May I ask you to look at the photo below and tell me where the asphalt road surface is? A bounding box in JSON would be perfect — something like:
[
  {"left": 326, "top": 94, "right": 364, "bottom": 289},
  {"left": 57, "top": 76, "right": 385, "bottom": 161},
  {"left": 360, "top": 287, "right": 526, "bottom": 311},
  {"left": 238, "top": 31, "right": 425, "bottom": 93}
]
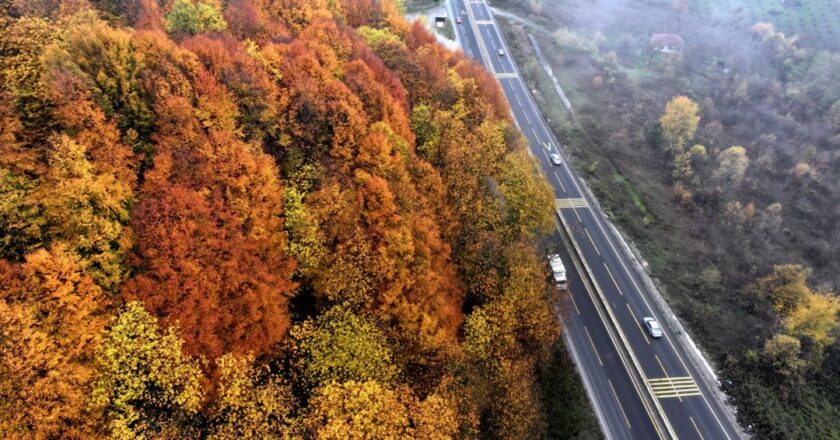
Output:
[{"left": 447, "top": 0, "right": 744, "bottom": 438}]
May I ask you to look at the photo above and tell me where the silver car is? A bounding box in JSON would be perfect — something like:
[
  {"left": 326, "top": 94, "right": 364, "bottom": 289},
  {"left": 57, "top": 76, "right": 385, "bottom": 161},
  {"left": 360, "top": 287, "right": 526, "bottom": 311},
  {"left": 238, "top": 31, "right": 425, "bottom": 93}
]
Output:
[
  {"left": 550, "top": 153, "right": 563, "bottom": 166},
  {"left": 498, "top": 48, "right": 505, "bottom": 56},
  {"left": 643, "top": 317, "right": 663, "bottom": 338}
]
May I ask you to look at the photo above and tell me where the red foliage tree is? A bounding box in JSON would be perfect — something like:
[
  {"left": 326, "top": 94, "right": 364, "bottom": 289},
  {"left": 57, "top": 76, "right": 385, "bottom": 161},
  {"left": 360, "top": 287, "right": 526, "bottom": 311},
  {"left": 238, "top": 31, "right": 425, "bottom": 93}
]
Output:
[{"left": 124, "top": 79, "right": 296, "bottom": 361}]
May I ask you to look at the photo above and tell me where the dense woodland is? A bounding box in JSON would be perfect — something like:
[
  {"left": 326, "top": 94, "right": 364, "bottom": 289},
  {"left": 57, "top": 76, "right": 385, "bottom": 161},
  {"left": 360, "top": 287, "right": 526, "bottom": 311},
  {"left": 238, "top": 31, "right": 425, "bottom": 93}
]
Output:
[
  {"left": 497, "top": 0, "right": 840, "bottom": 437},
  {"left": 0, "top": 0, "right": 566, "bottom": 438}
]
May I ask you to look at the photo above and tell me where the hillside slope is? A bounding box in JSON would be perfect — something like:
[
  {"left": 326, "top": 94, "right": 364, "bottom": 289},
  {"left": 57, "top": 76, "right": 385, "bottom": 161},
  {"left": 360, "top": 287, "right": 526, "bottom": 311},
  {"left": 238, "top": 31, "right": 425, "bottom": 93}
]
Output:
[{"left": 0, "top": 0, "right": 567, "bottom": 438}]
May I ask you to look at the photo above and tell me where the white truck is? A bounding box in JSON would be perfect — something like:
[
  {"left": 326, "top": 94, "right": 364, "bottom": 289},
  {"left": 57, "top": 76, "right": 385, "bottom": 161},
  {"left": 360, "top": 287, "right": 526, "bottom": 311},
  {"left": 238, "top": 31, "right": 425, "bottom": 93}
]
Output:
[{"left": 547, "top": 254, "right": 568, "bottom": 290}]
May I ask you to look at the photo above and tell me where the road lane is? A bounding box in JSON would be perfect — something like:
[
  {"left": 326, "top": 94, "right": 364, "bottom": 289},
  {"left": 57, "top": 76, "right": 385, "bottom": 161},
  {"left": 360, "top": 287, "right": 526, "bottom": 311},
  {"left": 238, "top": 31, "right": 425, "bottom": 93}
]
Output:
[{"left": 449, "top": 1, "right": 745, "bottom": 438}]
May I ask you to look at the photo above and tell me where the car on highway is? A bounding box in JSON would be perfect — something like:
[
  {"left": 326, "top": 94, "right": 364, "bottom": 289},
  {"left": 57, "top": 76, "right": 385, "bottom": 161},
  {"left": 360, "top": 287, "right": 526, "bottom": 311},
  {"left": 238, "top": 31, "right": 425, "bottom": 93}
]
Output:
[
  {"left": 456, "top": 16, "right": 462, "bottom": 24},
  {"left": 547, "top": 253, "right": 568, "bottom": 290},
  {"left": 497, "top": 48, "right": 505, "bottom": 56},
  {"left": 550, "top": 153, "right": 563, "bottom": 165},
  {"left": 643, "top": 317, "right": 663, "bottom": 338}
]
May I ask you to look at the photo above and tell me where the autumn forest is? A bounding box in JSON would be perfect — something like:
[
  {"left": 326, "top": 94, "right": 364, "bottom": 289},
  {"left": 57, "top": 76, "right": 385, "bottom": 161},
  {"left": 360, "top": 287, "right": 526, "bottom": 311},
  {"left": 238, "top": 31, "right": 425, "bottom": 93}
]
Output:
[{"left": 0, "top": 0, "right": 564, "bottom": 438}]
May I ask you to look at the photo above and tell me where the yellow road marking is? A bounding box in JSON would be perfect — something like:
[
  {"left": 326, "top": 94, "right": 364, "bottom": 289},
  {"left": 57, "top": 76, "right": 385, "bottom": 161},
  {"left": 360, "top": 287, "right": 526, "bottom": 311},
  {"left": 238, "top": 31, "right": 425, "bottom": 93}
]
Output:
[
  {"left": 568, "top": 291, "right": 581, "bottom": 315},
  {"left": 584, "top": 198, "right": 733, "bottom": 438},
  {"left": 555, "top": 198, "right": 589, "bottom": 208},
  {"left": 550, "top": 167, "right": 670, "bottom": 436},
  {"left": 605, "top": 263, "right": 623, "bottom": 295},
  {"left": 608, "top": 379, "right": 632, "bottom": 430},
  {"left": 648, "top": 377, "right": 697, "bottom": 383},
  {"left": 656, "top": 355, "right": 679, "bottom": 402},
  {"left": 584, "top": 229, "right": 600, "bottom": 255},
  {"left": 584, "top": 326, "right": 603, "bottom": 366},
  {"left": 647, "top": 375, "right": 701, "bottom": 400},
  {"left": 691, "top": 416, "right": 706, "bottom": 440},
  {"left": 626, "top": 303, "right": 650, "bottom": 345}
]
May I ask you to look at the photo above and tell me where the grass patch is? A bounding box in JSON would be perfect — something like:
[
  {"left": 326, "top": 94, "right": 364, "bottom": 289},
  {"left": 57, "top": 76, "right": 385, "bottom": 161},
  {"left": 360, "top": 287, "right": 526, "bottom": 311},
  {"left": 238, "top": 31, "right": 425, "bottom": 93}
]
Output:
[{"left": 614, "top": 172, "right": 655, "bottom": 224}]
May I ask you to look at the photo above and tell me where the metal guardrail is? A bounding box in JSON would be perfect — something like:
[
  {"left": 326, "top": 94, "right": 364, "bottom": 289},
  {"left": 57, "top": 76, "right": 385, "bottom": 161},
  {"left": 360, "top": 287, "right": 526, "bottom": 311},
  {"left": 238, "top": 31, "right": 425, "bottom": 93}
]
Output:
[
  {"left": 459, "top": 1, "right": 678, "bottom": 436},
  {"left": 555, "top": 209, "right": 676, "bottom": 440}
]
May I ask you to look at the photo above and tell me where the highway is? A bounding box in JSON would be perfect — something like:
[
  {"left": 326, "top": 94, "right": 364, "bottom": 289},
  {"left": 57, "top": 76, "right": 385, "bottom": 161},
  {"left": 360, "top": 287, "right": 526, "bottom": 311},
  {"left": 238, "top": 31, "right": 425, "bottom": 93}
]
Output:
[{"left": 447, "top": 0, "right": 745, "bottom": 438}]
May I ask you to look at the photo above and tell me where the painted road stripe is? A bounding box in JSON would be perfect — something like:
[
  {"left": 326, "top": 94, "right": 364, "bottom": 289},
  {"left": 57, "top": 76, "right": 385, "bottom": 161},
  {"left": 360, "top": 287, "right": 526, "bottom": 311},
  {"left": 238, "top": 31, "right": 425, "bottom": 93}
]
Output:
[
  {"left": 552, "top": 171, "right": 566, "bottom": 192},
  {"left": 568, "top": 291, "right": 581, "bottom": 315},
  {"left": 605, "top": 264, "right": 624, "bottom": 295},
  {"left": 626, "top": 303, "right": 650, "bottom": 345},
  {"left": 647, "top": 376, "right": 701, "bottom": 399},
  {"left": 691, "top": 416, "right": 706, "bottom": 440},
  {"left": 585, "top": 229, "right": 600, "bottom": 256},
  {"left": 584, "top": 326, "right": 603, "bottom": 366},
  {"left": 608, "top": 379, "right": 633, "bottom": 430},
  {"left": 555, "top": 198, "right": 589, "bottom": 209}
]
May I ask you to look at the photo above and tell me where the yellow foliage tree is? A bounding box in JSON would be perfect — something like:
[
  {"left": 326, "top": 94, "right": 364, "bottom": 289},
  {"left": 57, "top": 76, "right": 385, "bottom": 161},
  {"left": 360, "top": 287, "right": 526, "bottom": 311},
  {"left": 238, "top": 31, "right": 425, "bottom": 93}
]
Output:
[
  {"left": 90, "top": 302, "right": 203, "bottom": 439},
  {"left": 660, "top": 95, "right": 700, "bottom": 152},
  {"left": 32, "top": 134, "right": 133, "bottom": 290},
  {"left": 211, "top": 353, "right": 298, "bottom": 440},
  {"left": 304, "top": 380, "right": 413, "bottom": 439},
  {"left": 784, "top": 292, "right": 840, "bottom": 347},
  {"left": 498, "top": 148, "right": 555, "bottom": 240},
  {"left": 756, "top": 264, "right": 811, "bottom": 317}
]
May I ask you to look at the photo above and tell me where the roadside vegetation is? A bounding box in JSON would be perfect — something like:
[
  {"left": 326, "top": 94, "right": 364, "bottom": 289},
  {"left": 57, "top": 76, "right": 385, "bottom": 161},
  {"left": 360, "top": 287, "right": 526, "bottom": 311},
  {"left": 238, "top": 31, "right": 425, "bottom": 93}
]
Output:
[{"left": 496, "top": 0, "right": 840, "bottom": 437}]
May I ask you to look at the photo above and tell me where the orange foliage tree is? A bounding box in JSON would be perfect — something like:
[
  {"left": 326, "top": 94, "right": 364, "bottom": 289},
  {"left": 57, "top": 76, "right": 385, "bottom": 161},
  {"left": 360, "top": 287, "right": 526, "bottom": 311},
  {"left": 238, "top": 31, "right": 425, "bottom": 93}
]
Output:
[{"left": 124, "top": 74, "right": 296, "bottom": 361}]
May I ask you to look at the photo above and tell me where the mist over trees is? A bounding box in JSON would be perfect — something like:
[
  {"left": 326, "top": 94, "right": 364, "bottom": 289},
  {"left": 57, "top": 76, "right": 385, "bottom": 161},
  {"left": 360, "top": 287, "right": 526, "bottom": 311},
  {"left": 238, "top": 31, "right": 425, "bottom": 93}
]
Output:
[
  {"left": 493, "top": 0, "right": 840, "bottom": 436},
  {"left": 0, "top": 0, "right": 563, "bottom": 438}
]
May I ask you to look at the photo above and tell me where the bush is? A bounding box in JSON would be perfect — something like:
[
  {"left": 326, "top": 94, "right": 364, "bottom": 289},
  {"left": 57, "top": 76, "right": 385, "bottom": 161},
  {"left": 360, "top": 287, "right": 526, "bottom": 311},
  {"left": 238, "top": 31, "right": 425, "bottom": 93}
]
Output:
[{"left": 165, "top": 0, "right": 228, "bottom": 35}]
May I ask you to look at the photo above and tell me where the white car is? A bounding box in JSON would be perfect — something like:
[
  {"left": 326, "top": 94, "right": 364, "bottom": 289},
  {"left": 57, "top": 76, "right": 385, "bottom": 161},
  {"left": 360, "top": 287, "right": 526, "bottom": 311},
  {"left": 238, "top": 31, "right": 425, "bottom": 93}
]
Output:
[
  {"left": 643, "top": 317, "right": 663, "bottom": 338},
  {"left": 550, "top": 153, "right": 563, "bottom": 165},
  {"left": 498, "top": 48, "right": 505, "bottom": 56}
]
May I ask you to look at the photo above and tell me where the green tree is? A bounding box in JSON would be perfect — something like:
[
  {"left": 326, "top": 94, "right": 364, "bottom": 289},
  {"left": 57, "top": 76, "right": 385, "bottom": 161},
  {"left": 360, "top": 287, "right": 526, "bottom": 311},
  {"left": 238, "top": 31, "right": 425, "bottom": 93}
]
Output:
[
  {"left": 284, "top": 186, "right": 326, "bottom": 279},
  {"left": 763, "top": 334, "right": 804, "bottom": 393},
  {"left": 0, "top": 169, "right": 43, "bottom": 260},
  {"left": 713, "top": 146, "right": 748, "bottom": 188},
  {"left": 165, "top": 0, "right": 228, "bottom": 35},
  {"left": 211, "top": 353, "right": 298, "bottom": 440},
  {"left": 43, "top": 17, "right": 155, "bottom": 151},
  {"left": 90, "top": 302, "right": 203, "bottom": 439},
  {"left": 0, "top": 16, "right": 58, "bottom": 138},
  {"left": 410, "top": 104, "right": 441, "bottom": 162},
  {"left": 659, "top": 95, "right": 700, "bottom": 152}
]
